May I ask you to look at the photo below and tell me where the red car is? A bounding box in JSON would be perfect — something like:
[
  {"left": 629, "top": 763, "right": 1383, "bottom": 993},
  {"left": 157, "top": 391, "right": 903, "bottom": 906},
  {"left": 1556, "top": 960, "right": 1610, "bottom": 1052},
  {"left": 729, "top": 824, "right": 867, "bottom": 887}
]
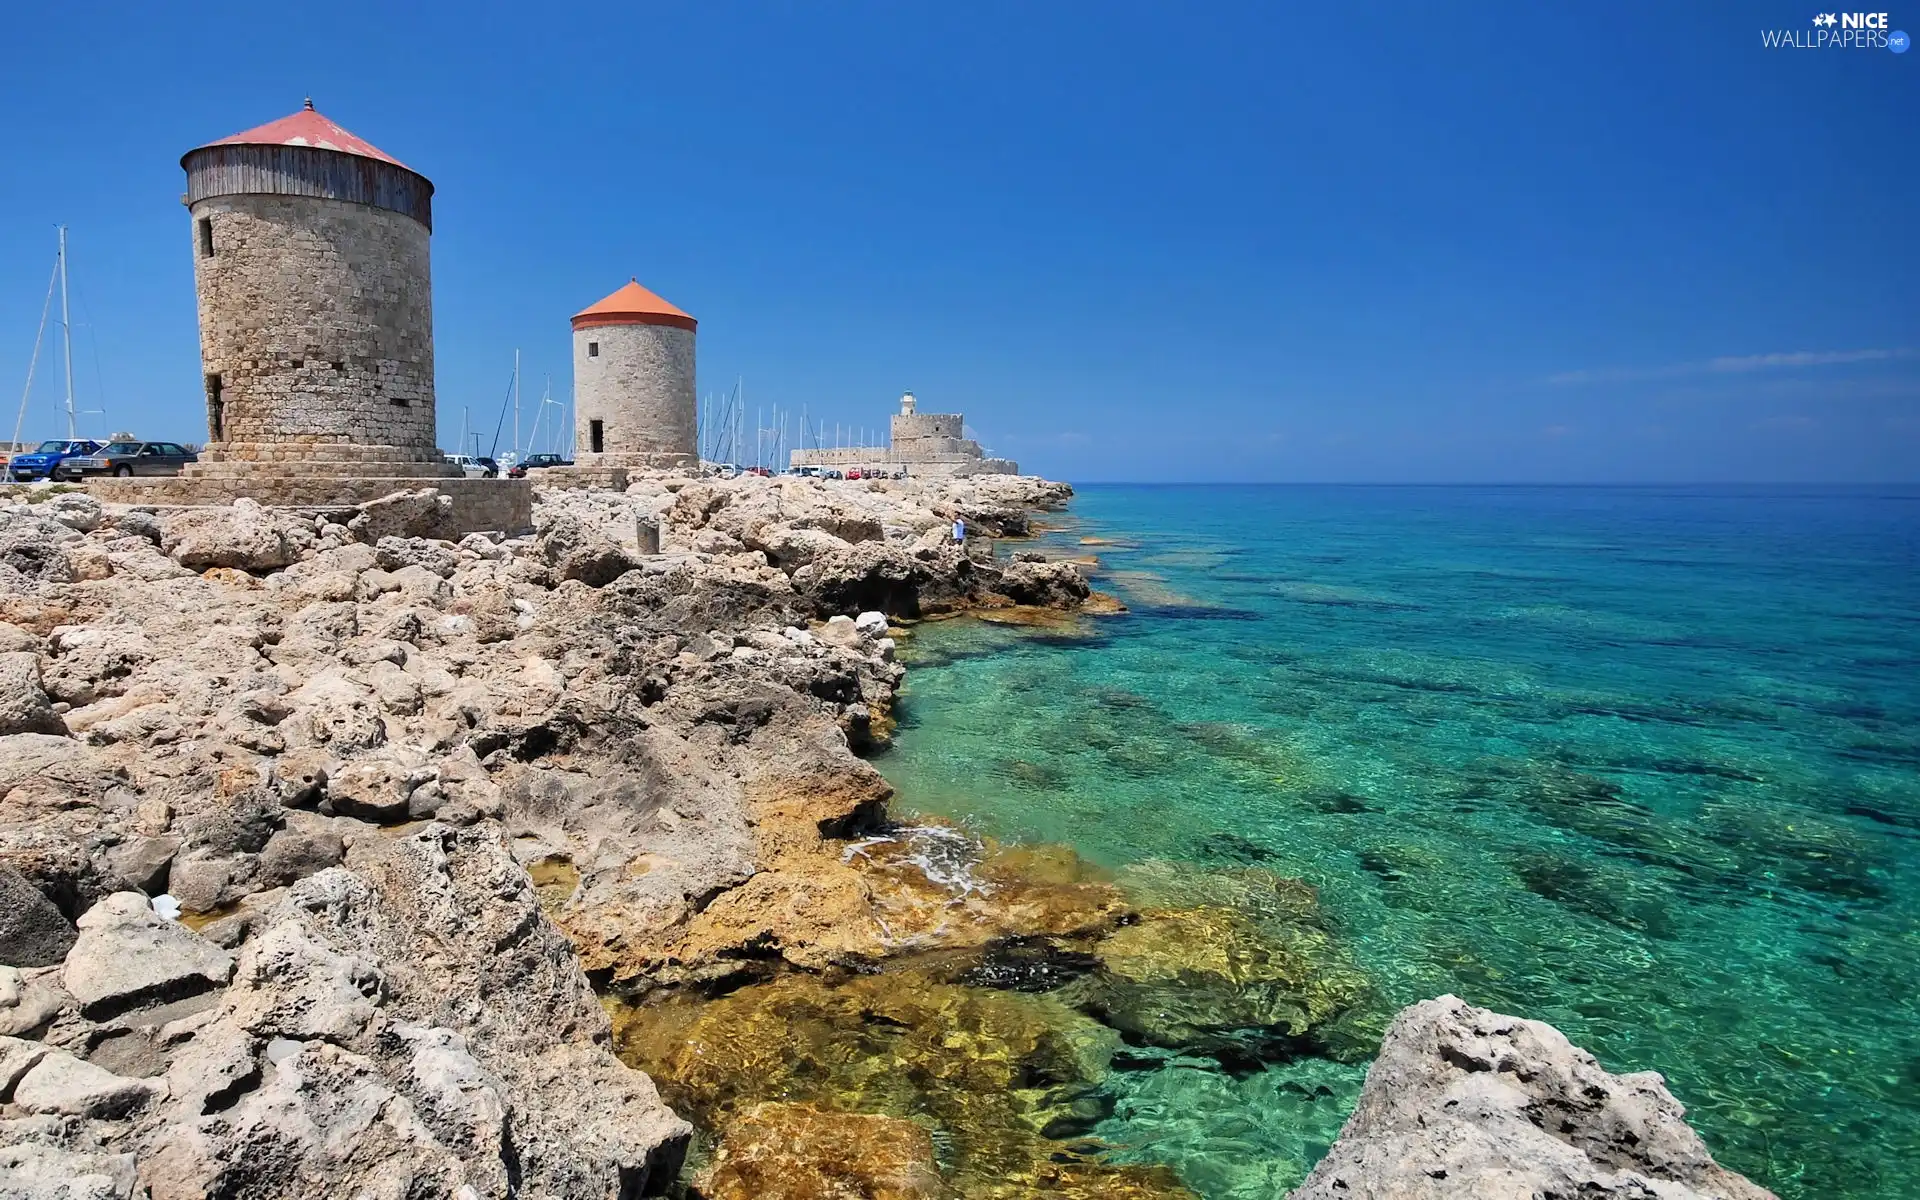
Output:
[{"left": 846, "top": 468, "right": 863, "bottom": 480}]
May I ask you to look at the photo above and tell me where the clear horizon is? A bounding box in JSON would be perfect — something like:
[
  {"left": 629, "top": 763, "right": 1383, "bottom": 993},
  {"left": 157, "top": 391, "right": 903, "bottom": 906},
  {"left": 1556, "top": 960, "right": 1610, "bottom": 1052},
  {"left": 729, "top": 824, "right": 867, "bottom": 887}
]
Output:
[{"left": 2, "top": 1, "right": 1913, "bottom": 483}]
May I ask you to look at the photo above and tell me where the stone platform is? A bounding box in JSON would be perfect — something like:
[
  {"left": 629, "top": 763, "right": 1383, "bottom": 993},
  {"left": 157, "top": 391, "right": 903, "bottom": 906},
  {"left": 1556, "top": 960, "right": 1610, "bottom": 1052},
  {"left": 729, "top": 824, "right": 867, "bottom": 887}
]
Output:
[
  {"left": 184, "top": 442, "right": 461, "bottom": 479},
  {"left": 83, "top": 475, "right": 533, "bottom": 535},
  {"left": 527, "top": 465, "right": 630, "bottom": 491}
]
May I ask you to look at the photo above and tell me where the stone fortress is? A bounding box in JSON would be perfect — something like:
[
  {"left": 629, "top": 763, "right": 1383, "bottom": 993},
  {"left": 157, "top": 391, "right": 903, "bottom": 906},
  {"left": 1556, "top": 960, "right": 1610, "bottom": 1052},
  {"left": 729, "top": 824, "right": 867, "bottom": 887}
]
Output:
[
  {"left": 789, "top": 392, "right": 1017, "bottom": 477},
  {"left": 85, "top": 101, "right": 528, "bottom": 532}
]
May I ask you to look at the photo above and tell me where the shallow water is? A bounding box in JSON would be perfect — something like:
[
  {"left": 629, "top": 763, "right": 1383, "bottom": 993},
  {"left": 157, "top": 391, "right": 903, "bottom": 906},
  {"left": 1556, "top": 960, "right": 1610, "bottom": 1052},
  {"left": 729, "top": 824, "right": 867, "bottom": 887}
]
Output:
[{"left": 878, "top": 484, "right": 1920, "bottom": 1200}]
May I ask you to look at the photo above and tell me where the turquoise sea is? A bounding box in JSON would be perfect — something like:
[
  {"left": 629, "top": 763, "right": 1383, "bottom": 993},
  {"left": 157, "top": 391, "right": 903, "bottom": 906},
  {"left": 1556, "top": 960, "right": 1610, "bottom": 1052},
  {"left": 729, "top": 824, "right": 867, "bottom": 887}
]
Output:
[{"left": 876, "top": 484, "right": 1920, "bottom": 1200}]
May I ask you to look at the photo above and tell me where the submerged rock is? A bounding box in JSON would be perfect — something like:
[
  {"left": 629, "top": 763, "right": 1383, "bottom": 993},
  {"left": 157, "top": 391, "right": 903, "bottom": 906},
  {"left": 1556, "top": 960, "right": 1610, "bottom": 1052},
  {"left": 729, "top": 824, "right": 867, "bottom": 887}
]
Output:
[
  {"left": 612, "top": 968, "right": 1152, "bottom": 1192},
  {"left": 1083, "top": 902, "right": 1379, "bottom": 1063},
  {"left": 1290, "top": 995, "right": 1779, "bottom": 1200},
  {"left": 696, "top": 1102, "right": 950, "bottom": 1199},
  {"left": 1055, "top": 863, "right": 1387, "bottom": 1064}
]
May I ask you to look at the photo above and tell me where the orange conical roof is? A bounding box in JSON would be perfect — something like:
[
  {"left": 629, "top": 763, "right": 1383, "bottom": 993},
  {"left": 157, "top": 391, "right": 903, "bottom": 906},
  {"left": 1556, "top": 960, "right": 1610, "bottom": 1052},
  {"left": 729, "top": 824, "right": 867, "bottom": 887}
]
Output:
[
  {"left": 571, "top": 279, "right": 697, "bottom": 332},
  {"left": 188, "top": 98, "right": 413, "bottom": 170}
]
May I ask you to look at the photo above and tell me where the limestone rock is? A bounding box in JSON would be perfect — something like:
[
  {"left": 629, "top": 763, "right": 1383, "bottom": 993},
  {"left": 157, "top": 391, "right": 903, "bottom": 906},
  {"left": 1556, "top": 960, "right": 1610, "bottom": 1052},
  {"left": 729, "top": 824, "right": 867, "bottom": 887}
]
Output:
[
  {"left": 102, "top": 835, "right": 178, "bottom": 895},
  {"left": 0, "top": 864, "right": 76, "bottom": 968},
  {"left": 162, "top": 850, "right": 246, "bottom": 915},
  {"left": 0, "top": 965, "right": 72, "bottom": 1036},
  {"left": 373, "top": 535, "right": 461, "bottom": 578},
  {"left": 255, "top": 826, "right": 345, "bottom": 889},
  {"left": 220, "top": 917, "right": 384, "bottom": 1043},
  {"left": 12, "top": 1048, "right": 160, "bottom": 1118},
  {"left": 817, "top": 613, "right": 864, "bottom": 649},
  {"left": 270, "top": 748, "right": 330, "bottom": 809},
  {"left": 327, "top": 752, "right": 429, "bottom": 823},
  {"left": 139, "top": 1040, "right": 467, "bottom": 1199},
  {"left": 0, "top": 508, "right": 80, "bottom": 583},
  {"left": 0, "top": 651, "right": 65, "bottom": 736},
  {"left": 104, "top": 507, "right": 162, "bottom": 543},
  {"left": 159, "top": 499, "right": 299, "bottom": 571},
  {"left": 61, "top": 892, "right": 235, "bottom": 1018},
  {"left": 1289, "top": 995, "right": 1779, "bottom": 1200},
  {"left": 0, "top": 1117, "right": 143, "bottom": 1200},
  {"left": 40, "top": 626, "right": 153, "bottom": 706},
  {"left": 1, "top": 1032, "right": 52, "bottom": 1092},
  {"left": 160, "top": 1020, "right": 260, "bottom": 1117},
  {"left": 535, "top": 512, "right": 637, "bottom": 586},
  {"left": 161, "top": 830, "right": 691, "bottom": 1198},
  {"left": 0, "top": 732, "right": 119, "bottom": 814},
  {"left": 349, "top": 488, "right": 458, "bottom": 541},
  {"left": 0, "top": 473, "right": 1098, "bottom": 1198},
  {"left": 40, "top": 492, "right": 105, "bottom": 533}
]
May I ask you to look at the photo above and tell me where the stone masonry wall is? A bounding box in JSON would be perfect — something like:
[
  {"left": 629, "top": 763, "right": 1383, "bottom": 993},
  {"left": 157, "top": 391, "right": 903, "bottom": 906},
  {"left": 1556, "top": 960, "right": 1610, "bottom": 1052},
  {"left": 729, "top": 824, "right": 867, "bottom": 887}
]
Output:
[
  {"left": 84, "top": 477, "right": 533, "bottom": 536},
  {"left": 786, "top": 447, "right": 1019, "bottom": 476},
  {"left": 890, "top": 412, "right": 963, "bottom": 442},
  {"left": 190, "top": 193, "right": 438, "bottom": 461},
  {"left": 573, "top": 323, "right": 696, "bottom": 468}
]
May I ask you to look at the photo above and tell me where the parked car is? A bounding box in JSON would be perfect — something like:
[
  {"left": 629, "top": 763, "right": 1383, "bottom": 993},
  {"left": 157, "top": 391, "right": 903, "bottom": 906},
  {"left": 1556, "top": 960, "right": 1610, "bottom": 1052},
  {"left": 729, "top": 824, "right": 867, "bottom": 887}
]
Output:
[
  {"left": 6, "top": 439, "right": 103, "bottom": 482},
  {"left": 824, "top": 469, "right": 844, "bottom": 480},
  {"left": 443, "top": 454, "right": 498, "bottom": 479},
  {"left": 747, "top": 466, "right": 772, "bottom": 477},
  {"left": 846, "top": 468, "right": 863, "bottom": 480},
  {"left": 506, "top": 452, "right": 572, "bottom": 479},
  {"left": 57, "top": 440, "right": 198, "bottom": 479}
]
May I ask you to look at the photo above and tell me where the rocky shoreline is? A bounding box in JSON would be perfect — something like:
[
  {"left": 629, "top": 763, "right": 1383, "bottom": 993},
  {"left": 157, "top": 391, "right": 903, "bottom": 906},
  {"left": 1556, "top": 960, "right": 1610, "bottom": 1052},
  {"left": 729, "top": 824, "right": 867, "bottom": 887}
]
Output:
[{"left": 0, "top": 474, "right": 1775, "bottom": 1198}]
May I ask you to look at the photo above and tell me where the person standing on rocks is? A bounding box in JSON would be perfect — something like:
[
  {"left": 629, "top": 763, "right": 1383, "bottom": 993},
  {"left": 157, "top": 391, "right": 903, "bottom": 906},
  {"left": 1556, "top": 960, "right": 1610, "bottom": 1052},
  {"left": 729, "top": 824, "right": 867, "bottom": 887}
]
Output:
[{"left": 952, "top": 516, "right": 967, "bottom": 547}]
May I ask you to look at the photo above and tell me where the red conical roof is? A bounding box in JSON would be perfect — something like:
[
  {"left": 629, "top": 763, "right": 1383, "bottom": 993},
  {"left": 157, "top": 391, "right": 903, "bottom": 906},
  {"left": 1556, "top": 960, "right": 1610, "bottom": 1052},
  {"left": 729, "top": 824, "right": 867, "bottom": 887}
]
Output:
[
  {"left": 571, "top": 279, "right": 697, "bottom": 332},
  {"left": 192, "top": 99, "right": 411, "bottom": 169}
]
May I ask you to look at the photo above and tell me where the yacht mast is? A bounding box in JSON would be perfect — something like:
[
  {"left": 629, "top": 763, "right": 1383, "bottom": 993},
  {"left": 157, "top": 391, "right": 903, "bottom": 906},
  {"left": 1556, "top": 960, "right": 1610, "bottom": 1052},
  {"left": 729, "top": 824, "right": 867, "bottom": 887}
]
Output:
[
  {"left": 57, "top": 226, "right": 76, "bottom": 439},
  {"left": 11, "top": 251, "right": 59, "bottom": 454}
]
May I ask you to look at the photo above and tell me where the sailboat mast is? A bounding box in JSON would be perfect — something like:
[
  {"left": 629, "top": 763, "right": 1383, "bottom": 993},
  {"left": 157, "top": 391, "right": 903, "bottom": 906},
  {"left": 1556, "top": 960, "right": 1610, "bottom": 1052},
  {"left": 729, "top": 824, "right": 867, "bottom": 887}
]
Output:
[
  {"left": 513, "top": 349, "right": 521, "bottom": 459},
  {"left": 57, "top": 226, "right": 76, "bottom": 440},
  {"left": 11, "top": 253, "right": 59, "bottom": 455}
]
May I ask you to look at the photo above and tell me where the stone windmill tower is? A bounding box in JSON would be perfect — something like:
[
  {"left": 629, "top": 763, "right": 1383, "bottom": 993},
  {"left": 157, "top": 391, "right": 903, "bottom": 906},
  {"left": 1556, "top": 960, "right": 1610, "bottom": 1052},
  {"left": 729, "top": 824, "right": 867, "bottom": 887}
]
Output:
[
  {"left": 571, "top": 279, "right": 697, "bottom": 469},
  {"left": 181, "top": 100, "right": 453, "bottom": 478}
]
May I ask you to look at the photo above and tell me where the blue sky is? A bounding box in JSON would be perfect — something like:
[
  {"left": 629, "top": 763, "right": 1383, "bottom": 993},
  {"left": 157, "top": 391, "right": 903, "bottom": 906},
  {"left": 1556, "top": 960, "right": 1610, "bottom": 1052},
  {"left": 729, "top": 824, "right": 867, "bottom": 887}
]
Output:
[{"left": 1, "top": 1, "right": 1913, "bottom": 482}]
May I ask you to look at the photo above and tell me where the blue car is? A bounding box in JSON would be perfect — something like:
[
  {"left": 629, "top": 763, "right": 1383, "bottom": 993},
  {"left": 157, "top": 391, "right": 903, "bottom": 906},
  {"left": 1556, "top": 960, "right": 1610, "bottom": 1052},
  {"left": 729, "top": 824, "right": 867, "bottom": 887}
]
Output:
[{"left": 5, "top": 439, "right": 103, "bottom": 482}]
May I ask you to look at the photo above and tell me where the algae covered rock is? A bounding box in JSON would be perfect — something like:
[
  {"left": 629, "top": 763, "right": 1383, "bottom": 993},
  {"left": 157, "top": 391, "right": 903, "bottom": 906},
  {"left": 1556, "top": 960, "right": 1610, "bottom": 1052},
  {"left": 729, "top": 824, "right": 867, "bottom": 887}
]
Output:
[
  {"left": 612, "top": 969, "right": 1128, "bottom": 1188},
  {"left": 1064, "top": 863, "right": 1386, "bottom": 1064},
  {"left": 618, "top": 968, "right": 1201, "bottom": 1198},
  {"left": 1085, "top": 903, "right": 1379, "bottom": 1062},
  {"left": 696, "top": 1102, "right": 952, "bottom": 1199}
]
